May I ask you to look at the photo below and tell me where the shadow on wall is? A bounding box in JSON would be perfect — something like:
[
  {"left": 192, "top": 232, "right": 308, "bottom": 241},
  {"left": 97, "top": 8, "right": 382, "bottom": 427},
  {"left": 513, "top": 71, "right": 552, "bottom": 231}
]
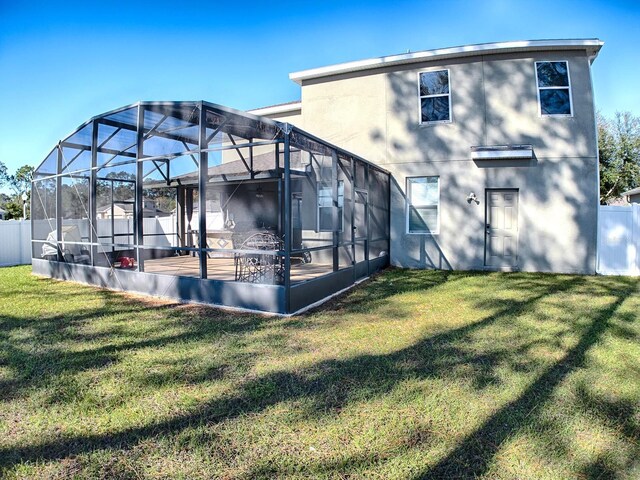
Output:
[
  {"left": 370, "top": 56, "right": 597, "bottom": 273},
  {"left": 389, "top": 175, "right": 453, "bottom": 270}
]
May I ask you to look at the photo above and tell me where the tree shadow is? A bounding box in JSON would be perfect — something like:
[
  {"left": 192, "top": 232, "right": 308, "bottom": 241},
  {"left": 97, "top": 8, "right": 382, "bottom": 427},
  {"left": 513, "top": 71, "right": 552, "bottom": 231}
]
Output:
[
  {"left": 410, "top": 285, "right": 630, "bottom": 478},
  {"left": 1, "top": 271, "right": 635, "bottom": 478},
  {"left": 309, "top": 266, "right": 461, "bottom": 315},
  {"left": 0, "top": 286, "right": 272, "bottom": 402}
]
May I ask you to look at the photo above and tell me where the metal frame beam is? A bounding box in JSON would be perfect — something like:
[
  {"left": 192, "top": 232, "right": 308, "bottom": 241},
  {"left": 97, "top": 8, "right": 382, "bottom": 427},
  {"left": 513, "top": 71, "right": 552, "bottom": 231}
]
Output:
[
  {"left": 90, "top": 119, "right": 98, "bottom": 265},
  {"left": 56, "top": 144, "right": 63, "bottom": 261},
  {"left": 98, "top": 117, "right": 199, "bottom": 146},
  {"left": 282, "top": 126, "right": 292, "bottom": 312},
  {"left": 198, "top": 103, "right": 208, "bottom": 279},
  {"left": 135, "top": 105, "right": 145, "bottom": 271}
]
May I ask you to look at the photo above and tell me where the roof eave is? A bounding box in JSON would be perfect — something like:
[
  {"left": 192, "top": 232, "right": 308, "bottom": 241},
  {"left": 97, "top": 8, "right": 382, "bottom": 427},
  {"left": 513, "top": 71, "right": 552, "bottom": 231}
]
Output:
[
  {"left": 289, "top": 39, "right": 604, "bottom": 85},
  {"left": 248, "top": 102, "right": 302, "bottom": 116}
]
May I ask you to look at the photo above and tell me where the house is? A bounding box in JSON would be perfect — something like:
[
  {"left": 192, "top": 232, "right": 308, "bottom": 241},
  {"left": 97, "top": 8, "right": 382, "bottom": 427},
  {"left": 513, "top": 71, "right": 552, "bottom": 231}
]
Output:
[
  {"left": 96, "top": 199, "right": 168, "bottom": 219},
  {"left": 250, "top": 39, "right": 604, "bottom": 274},
  {"left": 31, "top": 39, "right": 603, "bottom": 314},
  {"left": 621, "top": 186, "right": 640, "bottom": 204}
]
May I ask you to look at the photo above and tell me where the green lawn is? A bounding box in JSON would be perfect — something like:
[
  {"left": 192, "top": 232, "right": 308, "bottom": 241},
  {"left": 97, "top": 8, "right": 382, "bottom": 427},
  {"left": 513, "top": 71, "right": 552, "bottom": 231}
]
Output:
[{"left": 0, "top": 265, "right": 638, "bottom": 479}]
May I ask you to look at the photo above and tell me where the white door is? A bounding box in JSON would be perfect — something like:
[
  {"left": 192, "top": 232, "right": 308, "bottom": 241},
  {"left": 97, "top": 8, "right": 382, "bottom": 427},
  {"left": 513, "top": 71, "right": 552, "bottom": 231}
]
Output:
[{"left": 485, "top": 189, "right": 519, "bottom": 268}]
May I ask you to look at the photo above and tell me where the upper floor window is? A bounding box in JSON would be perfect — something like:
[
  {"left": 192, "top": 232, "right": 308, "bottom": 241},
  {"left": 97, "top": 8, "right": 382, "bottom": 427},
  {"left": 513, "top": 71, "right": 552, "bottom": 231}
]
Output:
[
  {"left": 406, "top": 176, "right": 439, "bottom": 234},
  {"left": 535, "top": 61, "right": 572, "bottom": 116},
  {"left": 419, "top": 70, "right": 451, "bottom": 124}
]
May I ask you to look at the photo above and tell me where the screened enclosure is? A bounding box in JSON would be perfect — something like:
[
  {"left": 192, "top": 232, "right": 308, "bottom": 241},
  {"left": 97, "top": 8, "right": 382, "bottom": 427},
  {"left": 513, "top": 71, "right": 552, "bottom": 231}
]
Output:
[{"left": 32, "top": 101, "right": 390, "bottom": 313}]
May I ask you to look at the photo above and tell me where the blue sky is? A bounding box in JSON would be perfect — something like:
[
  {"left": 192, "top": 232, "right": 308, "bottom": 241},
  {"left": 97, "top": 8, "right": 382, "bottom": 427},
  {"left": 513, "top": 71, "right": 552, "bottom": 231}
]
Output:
[{"left": 0, "top": 0, "right": 639, "bottom": 183}]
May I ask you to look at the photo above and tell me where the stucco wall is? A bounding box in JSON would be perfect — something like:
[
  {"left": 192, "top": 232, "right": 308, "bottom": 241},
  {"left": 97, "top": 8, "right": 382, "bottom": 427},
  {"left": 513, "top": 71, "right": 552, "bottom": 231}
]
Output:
[{"left": 264, "top": 49, "right": 599, "bottom": 273}]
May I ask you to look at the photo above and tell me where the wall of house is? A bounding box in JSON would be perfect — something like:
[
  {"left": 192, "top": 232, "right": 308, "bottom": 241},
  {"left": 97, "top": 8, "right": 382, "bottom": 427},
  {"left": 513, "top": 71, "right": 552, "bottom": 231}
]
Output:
[
  {"left": 266, "top": 109, "right": 303, "bottom": 127},
  {"left": 284, "top": 49, "right": 599, "bottom": 273}
]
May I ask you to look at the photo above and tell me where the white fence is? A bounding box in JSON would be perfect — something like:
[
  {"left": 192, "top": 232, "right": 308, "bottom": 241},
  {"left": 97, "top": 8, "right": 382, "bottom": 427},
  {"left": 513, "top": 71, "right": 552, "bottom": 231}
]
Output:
[
  {"left": 597, "top": 204, "right": 640, "bottom": 275},
  {"left": 5, "top": 207, "right": 640, "bottom": 275},
  {"left": 0, "top": 220, "right": 31, "bottom": 266},
  {"left": 1, "top": 216, "right": 179, "bottom": 267}
]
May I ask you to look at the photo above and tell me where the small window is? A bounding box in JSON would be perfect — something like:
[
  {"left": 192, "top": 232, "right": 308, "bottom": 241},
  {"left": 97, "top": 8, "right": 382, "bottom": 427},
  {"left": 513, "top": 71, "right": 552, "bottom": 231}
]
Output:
[
  {"left": 407, "top": 176, "right": 439, "bottom": 234},
  {"left": 318, "top": 180, "right": 344, "bottom": 232},
  {"left": 419, "top": 70, "right": 451, "bottom": 124},
  {"left": 535, "top": 61, "right": 572, "bottom": 116}
]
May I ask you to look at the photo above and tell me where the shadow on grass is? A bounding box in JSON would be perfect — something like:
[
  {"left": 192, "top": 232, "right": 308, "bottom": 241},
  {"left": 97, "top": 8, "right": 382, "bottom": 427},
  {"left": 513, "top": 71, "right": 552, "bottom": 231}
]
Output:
[
  {"left": 0, "top": 270, "right": 638, "bottom": 478},
  {"left": 0, "top": 287, "right": 270, "bottom": 402},
  {"left": 411, "top": 286, "right": 631, "bottom": 478},
  {"left": 312, "top": 266, "right": 459, "bottom": 315}
]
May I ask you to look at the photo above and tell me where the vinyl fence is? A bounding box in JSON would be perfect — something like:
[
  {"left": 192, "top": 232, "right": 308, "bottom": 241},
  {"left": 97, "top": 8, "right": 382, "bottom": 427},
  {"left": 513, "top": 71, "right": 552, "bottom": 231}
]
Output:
[
  {"left": 597, "top": 204, "right": 640, "bottom": 275},
  {"left": 1, "top": 216, "right": 179, "bottom": 267},
  {"left": 5, "top": 207, "right": 640, "bottom": 275},
  {"left": 0, "top": 220, "right": 31, "bottom": 266}
]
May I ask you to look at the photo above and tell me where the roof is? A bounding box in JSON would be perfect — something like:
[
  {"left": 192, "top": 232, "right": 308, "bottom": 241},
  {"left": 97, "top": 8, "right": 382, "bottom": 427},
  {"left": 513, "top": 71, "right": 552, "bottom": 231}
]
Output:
[
  {"left": 33, "top": 101, "right": 286, "bottom": 176},
  {"left": 97, "top": 201, "right": 168, "bottom": 216},
  {"left": 289, "top": 39, "right": 604, "bottom": 85},
  {"left": 152, "top": 151, "right": 307, "bottom": 187},
  {"left": 248, "top": 101, "right": 302, "bottom": 116},
  {"left": 621, "top": 186, "right": 640, "bottom": 196}
]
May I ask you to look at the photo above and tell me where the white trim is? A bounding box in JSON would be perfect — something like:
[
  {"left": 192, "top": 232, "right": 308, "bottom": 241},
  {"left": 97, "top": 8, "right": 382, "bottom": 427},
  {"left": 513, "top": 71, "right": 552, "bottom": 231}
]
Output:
[
  {"left": 289, "top": 39, "right": 604, "bottom": 84},
  {"left": 534, "top": 61, "right": 574, "bottom": 117},
  {"left": 248, "top": 102, "right": 302, "bottom": 116},
  {"left": 406, "top": 176, "right": 440, "bottom": 235},
  {"left": 417, "top": 69, "right": 452, "bottom": 126}
]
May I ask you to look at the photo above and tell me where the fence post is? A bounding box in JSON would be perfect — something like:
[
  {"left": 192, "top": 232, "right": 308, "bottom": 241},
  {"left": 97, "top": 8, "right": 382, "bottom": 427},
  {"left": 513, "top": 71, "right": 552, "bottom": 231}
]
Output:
[{"left": 634, "top": 204, "right": 640, "bottom": 275}]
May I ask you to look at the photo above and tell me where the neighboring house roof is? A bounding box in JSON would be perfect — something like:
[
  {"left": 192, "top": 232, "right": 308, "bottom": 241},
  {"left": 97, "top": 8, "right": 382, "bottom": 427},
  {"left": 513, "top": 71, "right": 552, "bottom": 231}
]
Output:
[
  {"left": 606, "top": 196, "right": 630, "bottom": 206},
  {"left": 289, "top": 38, "right": 604, "bottom": 84},
  {"left": 146, "top": 151, "right": 308, "bottom": 188},
  {"left": 621, "top": 186, "right": 640, "bottom": 197},
  {"left": 97, "top": 202, "right": 168, "bottom": 217}
]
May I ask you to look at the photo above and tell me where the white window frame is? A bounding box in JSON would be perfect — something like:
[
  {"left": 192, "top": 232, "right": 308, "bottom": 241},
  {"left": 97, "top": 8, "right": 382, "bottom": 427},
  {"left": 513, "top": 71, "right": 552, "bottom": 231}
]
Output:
[
  {"left": 417, "top": 69, "right": 452, "bottom": 126},
  {"left": 406, "top": 176, "right": 440, "bottom": 235},
  {"left": 317, "top": 180, "right": 344, "bottom": 232},
  {"left": 534, "top": 60, "right": 573, "bottom": 117}
]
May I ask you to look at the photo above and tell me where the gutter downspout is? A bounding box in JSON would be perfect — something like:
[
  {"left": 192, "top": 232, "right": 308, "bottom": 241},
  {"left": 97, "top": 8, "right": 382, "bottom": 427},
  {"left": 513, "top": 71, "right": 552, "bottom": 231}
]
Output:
[{"left": 589, "top": 49, "right": 602, "bottom": 274}]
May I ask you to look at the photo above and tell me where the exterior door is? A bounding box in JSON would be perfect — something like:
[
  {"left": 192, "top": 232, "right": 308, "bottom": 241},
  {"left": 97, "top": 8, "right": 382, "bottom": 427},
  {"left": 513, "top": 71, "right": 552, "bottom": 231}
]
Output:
[
  {"left": 354, "top": 189, "right": 368, "bottom": 278},
  {"left": 485, "top": 189, "right": 519, "bottom": 269}
]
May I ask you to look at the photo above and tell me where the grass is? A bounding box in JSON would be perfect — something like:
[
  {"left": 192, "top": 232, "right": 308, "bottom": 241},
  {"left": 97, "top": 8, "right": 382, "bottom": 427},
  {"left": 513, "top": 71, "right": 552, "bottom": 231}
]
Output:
[{"left": 0, "top": 265, "right": 638, "bottom": 479}]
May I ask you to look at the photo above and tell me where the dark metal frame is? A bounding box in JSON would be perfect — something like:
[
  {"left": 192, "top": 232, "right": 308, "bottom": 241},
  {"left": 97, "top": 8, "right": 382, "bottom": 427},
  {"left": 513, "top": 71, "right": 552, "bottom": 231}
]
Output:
[{"left": 31, "top": 101, "right": 391, "bottom": 314}]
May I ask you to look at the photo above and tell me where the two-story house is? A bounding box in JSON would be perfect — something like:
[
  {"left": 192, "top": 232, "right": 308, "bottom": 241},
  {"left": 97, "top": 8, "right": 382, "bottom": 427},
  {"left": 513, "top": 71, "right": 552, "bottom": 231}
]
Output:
[
  {"left": 31, "top": 39, "right": 604, "bottom": 314},
  {"left": 251, "top": 39, "right": 604, "bottom": 274}
]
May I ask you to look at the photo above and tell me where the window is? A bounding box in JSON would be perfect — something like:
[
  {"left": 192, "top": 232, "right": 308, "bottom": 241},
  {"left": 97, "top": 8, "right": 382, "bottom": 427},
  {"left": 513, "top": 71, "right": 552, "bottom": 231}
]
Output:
[
  {"left": 407, "top": 176, "right": 439, "bottom": 234},
  {"left": 419, "top": 70, "right": 451, "bottom": 124},
  {"left": 318, "top": 180, "right": 344, "bottom": 231},
  {"left": 535, "top": 61, "right": 572, "bottom": 116}
]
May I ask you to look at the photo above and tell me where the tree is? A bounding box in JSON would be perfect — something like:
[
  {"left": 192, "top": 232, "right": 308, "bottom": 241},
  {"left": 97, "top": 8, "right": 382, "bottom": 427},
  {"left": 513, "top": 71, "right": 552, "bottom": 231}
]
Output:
[
  {"left": 0, "top": 163, "right": 34, "bottom": 219},
  {"left": 10, "top": 165, "right": 34, "bottom": 196},
  {"left": 0, "top": 161, "right": 9, "bottom": 187},
  {"left": 599, "top": 111, "right": 640, "bottom": 204},
  {"left": 2, "top": 200, "right": 23, "bottom": 220}
]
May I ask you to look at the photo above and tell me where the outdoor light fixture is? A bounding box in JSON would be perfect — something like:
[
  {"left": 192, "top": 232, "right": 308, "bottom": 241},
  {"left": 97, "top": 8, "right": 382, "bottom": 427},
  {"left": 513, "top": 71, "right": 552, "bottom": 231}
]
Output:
[{"left": 467, "top": 192, "right": 480, "bottom": 205}]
